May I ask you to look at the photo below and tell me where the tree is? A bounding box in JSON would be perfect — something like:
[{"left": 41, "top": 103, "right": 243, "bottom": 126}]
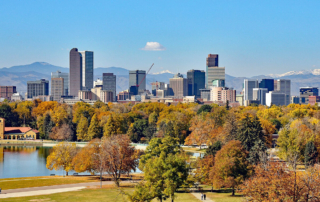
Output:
[
  {"left": 241, "top": 162, "right": 320, "bottom": 201},
  {"left": 127, "top": 119, "right": 149, "bottom": 143},
  {"left": 46, "top": 142, "right": 78, "bottom": 176},
  {"left": 247, "top": 140, "right": 267, "bottom": 165},
  {"left": 101, "top": 135, "right": 140, "bottom": 187},
  {"left": 237, "top": 115, "right": 266, "bottom": 164},
  {"left": 305, "top": 141, "right": 318, "bottom": 167},
  {"left": 49, "top": 124, "right": 73, "bottom": 141},
  {"left": 197, "top": 105, "right": 212, "bottom": 114},
  {"left": 103, "top": 114, "right": 125, "bottom": 137},
  {"left": 223, "top": 112, "right": 238, "bottom": 143},
  {"left": 0, "top": 103, "right": 20, "bottom": 126},
  {"left": 131, "top": 137, "right": 188, "bottom": 202},
  {"left": 194, "top": 155, "right": 215, "bottom": 185},
  {"left": 40, "top": 112, "right": 54, "bottom": 139},
  {"left": 76, "top": 115, "right": 88, "bottom": 141},
  {"left": 87, "top": 114, "right": 101, "bottom": 140},
  {"left": 205, "top": 140, "right": 222, "bottom": 157},
  {"left": 212, "top": 140, "right": 250, "bottom": 195}
]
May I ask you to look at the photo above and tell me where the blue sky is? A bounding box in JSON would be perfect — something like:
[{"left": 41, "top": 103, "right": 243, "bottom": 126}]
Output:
[{"left": 0, "top": 0, "right": 320, "bottom": 77}]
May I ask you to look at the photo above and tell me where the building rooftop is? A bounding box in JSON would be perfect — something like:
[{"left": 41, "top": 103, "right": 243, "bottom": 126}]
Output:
[{"left": 4, "top": 127, "right": 39, "bottom": 134}]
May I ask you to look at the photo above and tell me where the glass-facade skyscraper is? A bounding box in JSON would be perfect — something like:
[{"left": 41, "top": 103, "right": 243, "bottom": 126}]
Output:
[
  {"left": 259, "top": 79, "right": 274, "bottom": 92},
  {"left": 79, "top": 51, "right": 94, "bottom": 90},
  {"left": 206, "top": 54, "right": 225, "bottom": 88},
  {"left": 129, "top": 70, "right": 146, "bottom": 94},
  {"left": 187, "top": 70, "right": 205, "bottom": 98}
]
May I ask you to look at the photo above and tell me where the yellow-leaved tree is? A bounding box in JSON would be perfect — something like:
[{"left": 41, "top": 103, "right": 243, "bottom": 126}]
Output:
[{"left": 46, "top": 142, "right": 78, "bottom": 176}]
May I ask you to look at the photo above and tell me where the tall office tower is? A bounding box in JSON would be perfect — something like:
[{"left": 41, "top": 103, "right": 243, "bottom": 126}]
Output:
[
  {"left": 0, "top": 86, "right": 16, "bottom": 100},
  {"left": 253, "top": 88, "right": 268, "bottom": 105},
  {"left": 169, "top": 73, "right": 188, "bottom": 98},
  {"left": 69, "top": 48, "right": 82, "bottom": 97},
  {"left": 151, "top": 82, "right": 165, "bottom": 96},
  {"left": 79, "top": 51, "right": 94, "bottom": 90},
  {"left": 51, "top": 71, "right": 69, "bottom": 96},
  {"left": 259, "top": 79, "right": 274, "bottom": 92},
  {"left": 266, "top": 91, "right": 286, "bottom": 107},
  {"left": 187, "top": 70, "right": 205, "bottom": 98},
  {"left": 27, "top": 79, "right": 49, "bottom": 99},
  {"left": 276, "top": 79, "right": 291, "bottom": 105},
  {"left": 129, "top": 70, "right": 146, "bottom": 94},
  {"left": 244, "top": 79, "right": 259, "bottom": 101},
  {"left": 206, "top": 54, "right": 225, "bottom": 88},
  {"left": 51, "top": 78, "right": 64, "bottom": 101},
  {"left": 299, "top": 87, "right": 319, "bottom": 104},
  {"left": 102, "top": 73, "right": 116, "bottom": 101}
]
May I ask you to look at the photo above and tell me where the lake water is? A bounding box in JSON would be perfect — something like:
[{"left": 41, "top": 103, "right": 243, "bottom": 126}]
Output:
[
  {"left": 0, "top": 145, "right": 201, "bottom": 179},
  {"left": 0, "top": 145, "right": 85, "bottom": 179}
]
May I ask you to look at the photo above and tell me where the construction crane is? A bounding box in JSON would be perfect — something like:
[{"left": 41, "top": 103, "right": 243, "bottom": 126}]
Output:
[{"left": 137, "top": 63, "right": 154, "bottom": 88}]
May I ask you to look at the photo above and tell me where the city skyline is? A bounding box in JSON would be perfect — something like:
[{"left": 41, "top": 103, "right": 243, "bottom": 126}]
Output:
[{"left": 1, "top": 1, "right": 320, "bottom": 77}]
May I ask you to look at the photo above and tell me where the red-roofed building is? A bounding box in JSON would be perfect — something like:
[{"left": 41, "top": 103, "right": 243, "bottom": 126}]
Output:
[{"left": 0, "top": 118, "right": 39, "bottom": 140}]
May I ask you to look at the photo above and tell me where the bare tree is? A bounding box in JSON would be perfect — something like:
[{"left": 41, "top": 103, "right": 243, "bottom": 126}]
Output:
[{"left": 49, "top": 124, "right": 73, "bottom": 141}]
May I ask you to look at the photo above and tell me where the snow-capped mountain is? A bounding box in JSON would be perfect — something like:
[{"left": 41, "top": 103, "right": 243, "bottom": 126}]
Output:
[
  {"left": 269, "top": 69, "right": 320, "bottom": 78},
  {"left": 151, "top": 70, "right": 174, "bottom": 75}
]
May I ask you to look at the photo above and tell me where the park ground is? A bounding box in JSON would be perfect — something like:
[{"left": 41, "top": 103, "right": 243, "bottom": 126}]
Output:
[{"left": 0, "top": 176, "right": 243, "bottom": 202}]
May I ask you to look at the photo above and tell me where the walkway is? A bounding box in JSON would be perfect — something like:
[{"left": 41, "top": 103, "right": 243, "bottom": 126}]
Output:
[
  {"left": 0, "top": 181, "right": 115, "bottom": 199},
  {"left": 191, "top": 192, "right": 214, "bottom": 202}
]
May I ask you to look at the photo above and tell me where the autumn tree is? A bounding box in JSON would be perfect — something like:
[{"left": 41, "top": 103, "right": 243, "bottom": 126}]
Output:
[
  {"left": 49, "top": 124, "right": 73, "bottom": 141},
  {"left": 46, "top": 142, "right": 78, "bottom": 176},
  {"left": 241, "top": 162, "right": 320, "bottom": 201},
  {"left": 101, "top": 135, "right": 140, "bottom": 187},
  {"left": 211, "top": 140, "right": 250, "bottom": 195},
  {"left": 205, "top": 140, "right": 222, "bottom": 157},
  {"left": 76, "top": 115, "right": 88, "bottom": 141},
  {"left": 127, "top": 119, "right": 149, "bottom": 143},
  {"left": 103, "top": 114, "right": 125, "bottom": 137},
  {"left": 40, "top": 112, "right": 55, "bottom": 139}
]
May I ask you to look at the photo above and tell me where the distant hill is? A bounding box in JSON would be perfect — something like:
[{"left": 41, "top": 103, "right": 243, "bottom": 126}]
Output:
[{"left": 2, "top": 62, "right": 320, "bottom": 96}]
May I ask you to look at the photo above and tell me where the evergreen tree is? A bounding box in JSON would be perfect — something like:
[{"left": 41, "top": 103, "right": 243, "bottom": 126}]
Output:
[
  {"left": 237, "top": 115, "right": 265, "bottom": 152},
  {"left": 247, "top": 140, "right": 267, "bottom": 165},
  {"left": 305, "top": 141, "right": 318, "bottom": 167},
  {"left": 87, "top": 114, "right": 101, "bottom": 140},
  {"left": 197, "top": 104, "right": 212, "bottom": 114},
  {"left": 205, "top": 140, "right": 222, "bottom": 157},
  {"left": 76, "top": 115, "right": 88, "bottom": 141},
  {"left": 42, "top": 113, "right": 54, "bottom": 139}
]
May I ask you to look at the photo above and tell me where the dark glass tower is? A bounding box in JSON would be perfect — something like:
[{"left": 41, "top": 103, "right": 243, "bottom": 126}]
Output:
[
  {"left": 69, "top": 48, "right": 82, "bottom": 97},
  {"left": 187, "top": 70, "right": 205, "bottom": 98},
  {"left": 259, "top": 79, "right": 274, "bottom": 92}
]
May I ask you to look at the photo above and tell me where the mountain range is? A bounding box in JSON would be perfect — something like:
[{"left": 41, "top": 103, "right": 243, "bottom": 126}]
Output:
[{"left": 1, "top": 62, "right": 320, "bottom": 96}]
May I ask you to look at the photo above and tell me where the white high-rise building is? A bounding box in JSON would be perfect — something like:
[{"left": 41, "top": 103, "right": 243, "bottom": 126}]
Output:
[
  {"left": 253, "top": 88, "right": 268, "bottom": 105},
  {"left": 276, "top": 79, "right": 291, "bottom": 105},
  {"left": 79, "top": 51, "right": 94, "bottom": 90},
  {"left": 266, "top": 91, "right": 286, "bottom": 107},
  {"left": 244, "top": 79, "right": 258, "bottom": 101}
]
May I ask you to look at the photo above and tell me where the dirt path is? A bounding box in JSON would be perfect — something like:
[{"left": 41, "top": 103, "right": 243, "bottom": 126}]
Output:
[
  {"left": 0, "top": 181, "right": 115, "bottom": 198},
  {"left": 191, "top": 192, "right": 214, "bottom": 202}
]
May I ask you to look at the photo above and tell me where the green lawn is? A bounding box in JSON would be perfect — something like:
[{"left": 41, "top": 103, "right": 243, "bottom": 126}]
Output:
[
  {"left": 206, "top": 191, "right": 244, "bottom": 202},
  {"left": 0, "top": 176, "right": 99, "bottom": 190},
  {"left": 4, "top": 185, "right": 201, "bottom": 202}
]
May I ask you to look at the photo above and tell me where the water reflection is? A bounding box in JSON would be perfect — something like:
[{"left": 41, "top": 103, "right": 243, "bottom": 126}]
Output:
[{"left": 0, "top": 146, "right": 74, "bottom": 179}]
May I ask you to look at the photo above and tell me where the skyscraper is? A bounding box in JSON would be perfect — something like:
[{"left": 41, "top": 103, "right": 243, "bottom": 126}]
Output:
[
  {"left": 103, "top": 73, "right": 116, "bottom": 101},
  {"left": 79, "top": 51, "right": 94, "bottom": 90},
  {"left": 206, "top": 54, "right": 225, "bottom": 88},
  {"left": 244, "top": 79, "right": 259, "bottom": 101},
  {"left": 129, "top": 70, "right": 146, "bottom": 94},
  {"left": 169, "top": 73, "right": 188, "bottom": 98},
  {"left": 253, "top": 88, "right": 268, "bottom": 105},
  {"left": 69, "top": 48, "right": 82, "bottom": 97},
  {"left": 51, "top": 78, "right": 64, "bottom": 101},
  {"left": 276, "top": 79, "right": 291, "bottom": 105},
  {"left": 259, "top": 79, "right": 274, "bottom": 92},
  {"left": 27, "top": 79, "right": 49, "bottom": 99},
  {"left": 187, "top": 70, "right": 205, "bottom": 98},
  {"left": 51, "top": 71, "right": 69, "bottom": 95}
]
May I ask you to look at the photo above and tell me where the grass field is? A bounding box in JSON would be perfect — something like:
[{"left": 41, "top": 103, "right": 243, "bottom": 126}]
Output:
[
  {"left": 182, "top": 147, "right": 206, "bottom": 153},
  {"left": 0, "top": 176, "right": 99, "bottom": 190},
  {"left": 206, "top": 192, "right": 243, "bottom": 202},
  {"left": 4, "top": 184, "right": 201, "bottom": 202}
]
